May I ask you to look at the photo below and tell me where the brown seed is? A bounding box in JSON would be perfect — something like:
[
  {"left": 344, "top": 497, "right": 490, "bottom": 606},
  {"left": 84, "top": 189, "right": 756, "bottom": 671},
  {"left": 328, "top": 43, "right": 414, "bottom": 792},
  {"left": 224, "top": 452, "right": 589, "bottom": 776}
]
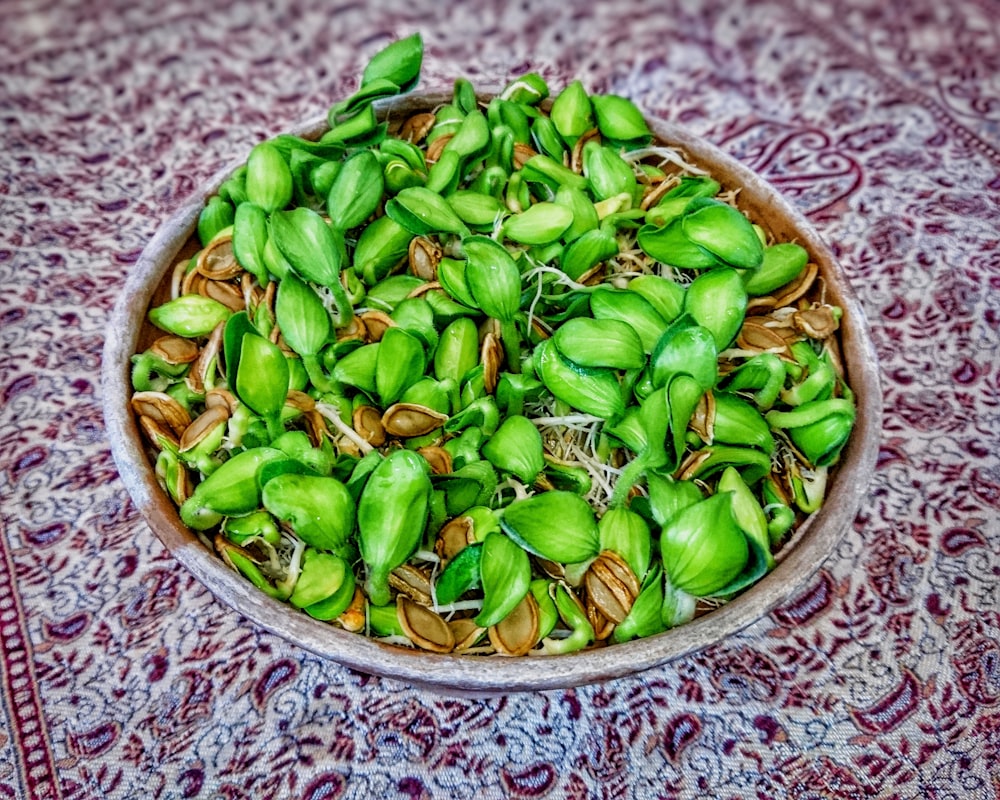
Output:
[
  {"left": 205, "top": 387, "right": 238, "bottom": 413},
  {"left": 770, "top": 261, "right": 818, "bottom": 307},
  {"left": 585, "top": 550, "right": 640, "bottom": 625},
  {"left": 241, "top": 272, "right": 262, "bottom": 312},
  {"left": 357, "top": 310, "right": 394, "bottom": 343},
  {"left": 480, "top": 332, "right": 503, "bottom": 394},
  {"left": 336, "top": 435, "right": 362, "bottom": 458},
  {"left": 170, "top": 259, "right": 190, "bottom": 299},
  {"left": 398, "top": 112, "right": 436, "bottom": 143},
  {"left": 578, "top": 263, "right": 607, "bottom": 286},
  {"left": 381, "top": 403, "right": 448, "bottom": 438},
  {"left": 131, "top": 391, "right": 191, "bottom": 437},
  {"left": 389, "top": 565, "right": 433, "bottom": 606},
  {"left": 434, "top": 515, "right": 475, "bottom": 562},
  {"left": 688, "top": 389, "right": 716, "bottom": 444},
  {"left": 285, "top": 390, "right": 316, "bottom": 413},
  {"left": 199, "top": 278, "right": 245, "bottom": 313},
  {"left": 187, "top": 320, "right": 225, "bottom": 394},
  {"left": 138, "top": 414, "right": 179, "bottom": 450},
  {"left": 676, "top": 448, "right": 713, "bottom": 481},
  {"left": 163, "top": 460, "right": 194, "bottom": 505},
  {"left": 824, "top": 334, "right": 846, "bottom": 380},
  {"left": 179, "top": 405, "right": 229, "bottom": 453},
  {"left": 149, "top": 335, "right": 199, "bottom": 365},
  {"left": 260, "top": 280, "right": 277, "bottom": 319},
  {"left": 745, "top": 296, "right": 777, "bottom": 315},
  {"left": 406, "top": 281, "right": 445, "bottom": 301},
  {"left": 196, "top": 235, "right": 242, "bottom": 281},
  {"left": 408, "top": 236, "right": 442, "bottom": 281},
  {"left": 180, "top": 269, "right": 206, "bottom": 297},
  {"left": 335, "top": 314, "right": 368, "bottom": 343},
  {"left": 512, "top": 142, "right": 539, "bottom": 171},
  {"left": 737, "top": 319, "right": 793, "bottom": 359},
  {"left": 302, "top": 409, "right": 329, "bottom": 448},
  {"left": 488, "top": 591, "right": 540, "bottom": 656},
  {"left": 536, "top": 558, "right": 566, "bottom": 582},
  {"left": 587, "top": 602, "right": 616, "bottom": 641},
  {"left": 571, "top": 128, "right": 601, "bottom": 174},
  {"left": 792, "top": 305, "right": 840, "bottom": 340},
  {"left": 352, "top": 404, "right": 386, "bottom": 446},
  {"left": 396, "top": 595, "right": 455, "bottom": 653},
  {"left": 449, "top": 618, "right": 486, "bottom": 652},
  {"left": 417, "top": 445, "right": 452, "bottom": 475},
  {"left": 424, "top": 133, "right": 453, "bottom": 164}
]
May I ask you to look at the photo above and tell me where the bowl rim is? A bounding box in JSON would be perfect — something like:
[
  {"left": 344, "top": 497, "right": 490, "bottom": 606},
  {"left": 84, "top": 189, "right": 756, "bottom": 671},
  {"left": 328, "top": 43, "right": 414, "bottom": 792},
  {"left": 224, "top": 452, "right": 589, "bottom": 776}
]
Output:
[{"left": 101, "top": 91, "right": 882, "bottom": 694}]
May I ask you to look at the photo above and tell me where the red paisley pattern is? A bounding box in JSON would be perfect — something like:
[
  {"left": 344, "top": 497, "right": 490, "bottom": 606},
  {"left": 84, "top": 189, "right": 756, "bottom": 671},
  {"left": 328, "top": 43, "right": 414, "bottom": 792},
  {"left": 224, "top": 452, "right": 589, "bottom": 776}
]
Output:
[{"left": 2, "top": 0, "right": 999, "bottom": 797}]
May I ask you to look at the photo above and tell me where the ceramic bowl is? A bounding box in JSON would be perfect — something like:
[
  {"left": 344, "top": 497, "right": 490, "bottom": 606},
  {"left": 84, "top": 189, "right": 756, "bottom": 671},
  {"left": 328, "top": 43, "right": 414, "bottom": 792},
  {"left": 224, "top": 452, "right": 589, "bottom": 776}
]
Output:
[{"left": 102, "top": 92, "right": 882, "bottom": 694}]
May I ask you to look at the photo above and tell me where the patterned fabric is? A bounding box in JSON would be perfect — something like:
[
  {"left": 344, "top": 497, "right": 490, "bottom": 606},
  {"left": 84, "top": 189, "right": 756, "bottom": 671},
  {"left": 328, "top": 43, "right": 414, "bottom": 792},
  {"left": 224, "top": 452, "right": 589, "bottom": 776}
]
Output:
[{"left": 2, "top": 0, "right": 998, "bottom": 796}]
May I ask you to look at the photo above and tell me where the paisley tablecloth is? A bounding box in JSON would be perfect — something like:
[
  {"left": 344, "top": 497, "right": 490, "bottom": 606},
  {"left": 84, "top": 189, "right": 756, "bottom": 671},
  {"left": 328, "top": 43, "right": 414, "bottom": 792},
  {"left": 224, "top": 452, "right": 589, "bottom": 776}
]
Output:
[{"left": 2, "top": 0, "right": 998, "bottom": 797}]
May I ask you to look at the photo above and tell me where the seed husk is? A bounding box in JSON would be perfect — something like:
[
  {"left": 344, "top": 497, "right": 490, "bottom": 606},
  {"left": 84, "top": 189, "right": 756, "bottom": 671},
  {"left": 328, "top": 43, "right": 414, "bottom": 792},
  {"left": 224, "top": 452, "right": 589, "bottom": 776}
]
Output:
[
  {"left": 150, "top": 335, "right": 200, "bottom": 365},
  {"left": 352, "top": 404, "right": 387, "bottom": 446},
  {"left": 139, "top": 414, "right": 179, "bottom": 451},
  {"left": 381, "top": 403, "right": 448, "bottom": 438},
  {"left": 409, "top": 236, "right": 442, "bottom": 280},
  {"left": 195, "top": 233, "right": 243, "bottom": 281},
  {"left": 793, "top": 305, "right": 840, "bottom": 339},
  {"left": 435, "top": 515, "right": 475, "bottom": 562},
  {"left": 488, "top": 591, "right": 540, "bottom": 656},
  {"left": 131, "top": 391, "right": 192, "bottom": 437},
  {"left": 389, "top": 564, "right": 433, "bottom": 605},
  {"left": 179, "top": 405, "right": 229, "bottom": 453},
  {"left": 450, "top": 618, "right": 487, "bottom": 652},
  {"left": 584, "top": 550, "right": 640, "bottom": 624},
  {"left": 355, "top": 310, "right": 392, "bottom": 343},
  {"left": 417, "top": 445, "right": 452, "bottom": 475},
  {"left": 397, "top": 595, "right": 455, "bottom": 653}
]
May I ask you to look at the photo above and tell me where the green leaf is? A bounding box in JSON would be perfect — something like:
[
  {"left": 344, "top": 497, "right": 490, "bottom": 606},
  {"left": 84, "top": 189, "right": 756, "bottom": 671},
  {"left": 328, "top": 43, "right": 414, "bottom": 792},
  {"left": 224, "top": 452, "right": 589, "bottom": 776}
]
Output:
[
  {"left": 534, "top": 338, "right": 626, "bottom": 421},
  {"left": 361, "top": 32, "right": 423, "bottom": 92},
  {"left": 650, "top": 316, "right": 719, "bottom": 391},
  {"left": 245, "top": 141, "right": 293, "bottom": 214},
  {"left": 375, "top": 327, "right": 426, "bottom": 405},
  {"left": 236, "top": 333, "right": 289, "bottom": 418},
  {"left": 386, "top": 186, "right": 469, "bottom": 236},
  {"left": 660, "top": 492, "right": 748, "bottom": 596},
  {"left": 481, "top": 414, "right": 545, "bottom": 483},
  {"left": 681, "top": 198, "right": 764, "bottom": 270},
  {"left": 462, "top": 235, "right": 522, "bottom": 322},
  {"left": 474, "top": 532, "right": 532, "bottom": 628},
  {"left": 262, "top": 474, "right": 355, "bottom": 553},
  {"left": 232, "top": 202, "right": 269, "bottom": 284},
  {"left": 434, "top": 542, "right": 483, "bottom": 605},
  {"left": 270, "top": 207, "right": 345, "bottom": 288},
  {"left": 148, "top": 294, "right": 232, "bottom": 338},
  {"left": 274, "top": 273, "right": 331, "bottom": 357},
  {"left": 358, "top": 449, "right": 432, "bottom": 606},
  {"left": 326, "top": 149, "right": 385, "bottom": 231},
  {"left": 550, "top": 80, "right": 593, "bottom": 145},
  {"left": 502, "top": 201, "right": 574, "bottom": 245},
  {"left": 683, "top": 267, "right": 748, "bottom": 350},
  {"left": 591, "top": 94, "right": 652, "bottom": 144},
  {"left": 637, "top": 218, "right": 721, "bottom": 270},
  {"left": 745, "top": 242, "right": 809, "bottom": 296},
  {"left": 501, "top": 490, "right": 600, "bottom": 564},
  {"left": 553, "top": 317, "right": 645, "bottom": 370}
]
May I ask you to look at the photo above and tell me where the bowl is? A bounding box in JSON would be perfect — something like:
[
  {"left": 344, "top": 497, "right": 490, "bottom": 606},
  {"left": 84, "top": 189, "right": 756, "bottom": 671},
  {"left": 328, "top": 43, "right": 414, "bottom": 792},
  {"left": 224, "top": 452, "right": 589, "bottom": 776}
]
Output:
[{"left": 102, "top": 92, "right": 882, "bottom": 694}]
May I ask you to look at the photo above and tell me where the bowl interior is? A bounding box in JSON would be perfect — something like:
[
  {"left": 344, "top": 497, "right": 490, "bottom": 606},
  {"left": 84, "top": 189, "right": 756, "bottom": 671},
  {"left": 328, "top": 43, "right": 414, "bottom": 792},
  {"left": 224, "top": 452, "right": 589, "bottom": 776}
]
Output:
[{"left": 102, "top": 93, "right": 882, "bottom": 694}]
